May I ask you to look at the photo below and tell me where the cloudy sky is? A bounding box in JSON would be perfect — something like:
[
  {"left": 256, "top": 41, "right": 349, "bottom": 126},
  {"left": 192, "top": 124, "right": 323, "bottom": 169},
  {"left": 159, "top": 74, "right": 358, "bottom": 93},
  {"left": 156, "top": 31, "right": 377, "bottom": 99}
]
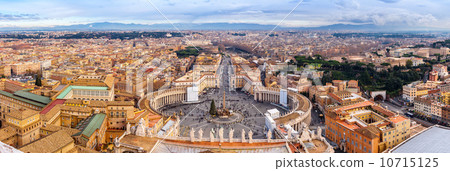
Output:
[{"left": 0, "top": 0, "right": 449, "bottom": 29}]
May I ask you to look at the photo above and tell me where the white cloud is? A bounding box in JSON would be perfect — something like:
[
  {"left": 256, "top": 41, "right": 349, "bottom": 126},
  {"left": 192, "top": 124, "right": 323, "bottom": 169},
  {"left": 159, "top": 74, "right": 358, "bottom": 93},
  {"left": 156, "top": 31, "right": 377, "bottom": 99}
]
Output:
[
  {"left": 333, "top": 0, "right": 360, "bottom": 9},
  {"left": 333, "top": 6, "right": 438, "bottom": 27},
  {"left": 0, "top": 0, "right": 448, "bottom": 29}
]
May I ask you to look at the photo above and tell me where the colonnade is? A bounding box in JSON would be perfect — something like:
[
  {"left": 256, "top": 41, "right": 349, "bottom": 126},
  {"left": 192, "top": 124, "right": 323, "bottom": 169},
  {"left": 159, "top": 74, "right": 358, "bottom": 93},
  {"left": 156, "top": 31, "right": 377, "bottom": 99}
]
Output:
[
  {"left": 150, "top": 88, "right": 187, "bottom": 110},
  {"left": 253, "top": 86, "right": 312, "bottom": 132},
  {"left": 155, "top": 93, "right": 186, "bottom": 109},
  {"left": 255, "top": 91, "right": 281, "bottom": 104}
]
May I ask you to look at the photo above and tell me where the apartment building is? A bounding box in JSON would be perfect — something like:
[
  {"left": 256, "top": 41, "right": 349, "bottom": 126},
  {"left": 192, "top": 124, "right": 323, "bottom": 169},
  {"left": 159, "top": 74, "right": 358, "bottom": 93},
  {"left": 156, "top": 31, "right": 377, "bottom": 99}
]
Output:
[{"left": 325, "top": 99, "right": 410, "bottom": 153}]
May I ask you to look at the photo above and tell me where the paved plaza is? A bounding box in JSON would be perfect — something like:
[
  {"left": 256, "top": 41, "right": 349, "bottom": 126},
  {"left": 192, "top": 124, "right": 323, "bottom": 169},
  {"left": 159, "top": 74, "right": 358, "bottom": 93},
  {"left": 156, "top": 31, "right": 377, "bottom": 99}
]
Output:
[
  {"left": 160, "top": 55, "right": 288, "bottom": 139},
  {"left": 160, "top": 89, "right": 288, "bottom": 139}
]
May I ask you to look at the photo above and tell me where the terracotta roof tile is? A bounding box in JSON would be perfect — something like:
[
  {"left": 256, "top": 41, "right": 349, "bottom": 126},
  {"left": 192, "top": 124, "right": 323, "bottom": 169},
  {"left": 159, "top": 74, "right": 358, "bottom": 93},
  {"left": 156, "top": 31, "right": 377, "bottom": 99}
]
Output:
[{"left": 19, "top": 130, "right": 74, "bottom": 153}]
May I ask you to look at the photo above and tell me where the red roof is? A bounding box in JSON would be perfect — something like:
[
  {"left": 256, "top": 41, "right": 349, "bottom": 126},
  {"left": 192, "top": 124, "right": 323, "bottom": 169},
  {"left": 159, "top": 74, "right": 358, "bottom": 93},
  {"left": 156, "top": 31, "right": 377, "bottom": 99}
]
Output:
[
  {"left": 371, "top": 105, "right": 395, "bottom": 117},
  {"left": 335, "top": 101, "right": 374, "bottom": 115},
  {"left": 389, "top": 116, "right": 407, "bottom": 124},
  {"left": 328, "top": 92, "right": 343, "bottom": 103},
  {"left": 337, "top": 120, "right": 360, "bottom": 130},
  {"left": 40, "top": 99, "right": 66, "bottom": 114},
  {"left": 428, "top": 89, "right": 440, "bottom": 94}
]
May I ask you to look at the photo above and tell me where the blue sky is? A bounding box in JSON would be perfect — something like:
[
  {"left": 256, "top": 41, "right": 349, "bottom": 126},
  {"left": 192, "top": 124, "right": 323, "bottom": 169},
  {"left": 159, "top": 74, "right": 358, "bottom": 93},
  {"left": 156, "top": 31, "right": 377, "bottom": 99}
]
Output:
[{"left": 0, "top": 0, "right": 449, "bottom": 29}]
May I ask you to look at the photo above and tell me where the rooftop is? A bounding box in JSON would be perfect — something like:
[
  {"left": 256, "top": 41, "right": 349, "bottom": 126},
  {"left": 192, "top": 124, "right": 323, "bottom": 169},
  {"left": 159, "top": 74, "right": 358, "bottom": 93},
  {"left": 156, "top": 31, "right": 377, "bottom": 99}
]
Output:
[
  {"left": 13, "top": 90, "right": 51, "bottom": 104},
  {"left": 40, "top": 99, "right": 66, "bottom": 114},
  {"left": 41, "top": 124, "right": 80, "bottom": 136},
  {"left": 19, "top": 130, "right": 74, "bottom": 153},
  {"left": 0, "top": 90, "right": 47, "bottom": 108},
  {"left": 120, "top": 135, "right": 159, "bottom": 152},
  {"left": 56, "top": 85, "right": 108, "bottom": 99},
  {"left": 7, "top": 108, "right": 39, "bottom": 120},
  {"left": 390, "top": 125, "right": 450, "bottom": 153},
  {"left": 0, "top": 127, "right": 16, "bottom": 141},
  {"left": 73, "top": 114, "right": 106, "bottom": 138},
  {"left": 389, "top": 115, "right": 407, "bottom": 124}
]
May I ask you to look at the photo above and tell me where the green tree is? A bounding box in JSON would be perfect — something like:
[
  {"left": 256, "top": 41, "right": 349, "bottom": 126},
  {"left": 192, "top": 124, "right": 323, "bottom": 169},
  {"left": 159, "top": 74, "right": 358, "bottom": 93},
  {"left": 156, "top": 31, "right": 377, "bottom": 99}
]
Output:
[
  {"left": 406, "top": 60, "right": 413, "bottom": 69},
  {"left": 331, "top": 71, "right": 345, "bottom": 80},
  {"left": 35, "top": 74, "right": 42, "bottom": 86},
  {"left": 381, "top": 63, "right": 391, "bottom": 66},
  {"left": 359, "top": 70, "right": 372, "bottom": 86},
  {"left": 321, "top": 73, "right": 332, "bottom": 84},
  {"left": 209, "top": 100, "right": 217, "bottom": 116},
  {"left": 385, "top": 77, "right": 403, "bottom": 92}
]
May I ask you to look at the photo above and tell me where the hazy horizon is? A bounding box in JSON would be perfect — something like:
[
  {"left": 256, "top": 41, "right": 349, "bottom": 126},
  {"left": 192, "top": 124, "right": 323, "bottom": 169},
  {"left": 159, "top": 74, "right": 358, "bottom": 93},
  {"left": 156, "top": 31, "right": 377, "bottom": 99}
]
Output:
[{"left": 0, "top": 0, "right": 449, "bottom": 31}]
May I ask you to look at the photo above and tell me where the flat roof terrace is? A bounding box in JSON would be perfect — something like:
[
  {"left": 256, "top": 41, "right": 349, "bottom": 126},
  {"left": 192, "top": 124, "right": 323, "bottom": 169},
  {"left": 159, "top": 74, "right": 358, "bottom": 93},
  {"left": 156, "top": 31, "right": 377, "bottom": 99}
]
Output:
[{"left": 56, "top": 85, "right": 108, "bottom": 99}]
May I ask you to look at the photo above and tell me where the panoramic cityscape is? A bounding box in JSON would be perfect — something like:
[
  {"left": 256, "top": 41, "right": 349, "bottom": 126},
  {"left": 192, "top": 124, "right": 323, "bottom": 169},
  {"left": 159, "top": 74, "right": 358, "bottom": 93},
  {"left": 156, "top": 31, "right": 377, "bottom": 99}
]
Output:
[{"left": 0, "top": 0, "right": 449, "bottom": 162}]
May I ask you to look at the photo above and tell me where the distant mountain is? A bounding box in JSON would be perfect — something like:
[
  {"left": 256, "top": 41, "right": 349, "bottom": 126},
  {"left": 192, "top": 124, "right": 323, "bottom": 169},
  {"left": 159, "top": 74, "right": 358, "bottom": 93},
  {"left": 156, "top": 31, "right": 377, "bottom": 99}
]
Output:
[
  {"left": 302, "top": 24, "right": 384, "bottom": 31},
  {"left": 0, "top": 22, "right": 278, "bottom": 31},
  {"left": 0, "top": 22, "right": 444, "bottom": 31},
  {"left": 301, "top": 24, "right": 440, "bottom": 32}
]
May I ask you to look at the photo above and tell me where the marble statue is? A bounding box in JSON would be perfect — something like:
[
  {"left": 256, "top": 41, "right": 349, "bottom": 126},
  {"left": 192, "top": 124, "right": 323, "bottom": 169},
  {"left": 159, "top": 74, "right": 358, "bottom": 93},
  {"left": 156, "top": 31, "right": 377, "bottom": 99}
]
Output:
[
  {"left": 190, "top": 128, "right": 195, "bottom": 142},
  {"left": 287, "top": 128, "right": 292, "bottom": 139},
  {"left": 114, "top": 137, "right": 120, "bottom": 147},
  {"left": 198, "top": 128, "right": 203, "bottom": 142},
  {"left": 241, "top": 129, "right": 246, "bottom": 143},
  {"left": 126, "top": 122, "right": 131, "bottom": 134},
  {"left": 210, "top": 129, "right": 215, "bottom": 142},
  {"left": 301, "top": 122, "right": 307, "bottom": 130},
  {"left": 248, "top": 130, "right": 253, "bottom": 143},
  {"left": 267, "top": 130, "right": 272, "bottom": 142},
  {"left": 317, "top": 127, "right": 322, "bottom": 138},
  {"left": 130, "top": 126, "right": 136, "bottom": 135},
  {"left": 219, "top": 127, "right": 224, "bottom": 142},
  {"left": 300, "top": 127, "right": 312, "bottom": 142},
  {"left": 135, "top": 118, "right": 146, "bottom": 137},
  {"left": 229, "top": 128, "right": 234, "bottom": 143}
]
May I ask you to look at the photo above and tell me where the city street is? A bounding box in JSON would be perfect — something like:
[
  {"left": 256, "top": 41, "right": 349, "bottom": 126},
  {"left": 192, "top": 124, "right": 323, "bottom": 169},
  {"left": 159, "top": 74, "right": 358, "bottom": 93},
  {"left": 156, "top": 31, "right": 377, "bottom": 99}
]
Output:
[
  {"left": 310, "top": 107, "right": 324, "bottom": 127},
  {"left": 378, "top": 101, "right": 405, "bottom": 114}
]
